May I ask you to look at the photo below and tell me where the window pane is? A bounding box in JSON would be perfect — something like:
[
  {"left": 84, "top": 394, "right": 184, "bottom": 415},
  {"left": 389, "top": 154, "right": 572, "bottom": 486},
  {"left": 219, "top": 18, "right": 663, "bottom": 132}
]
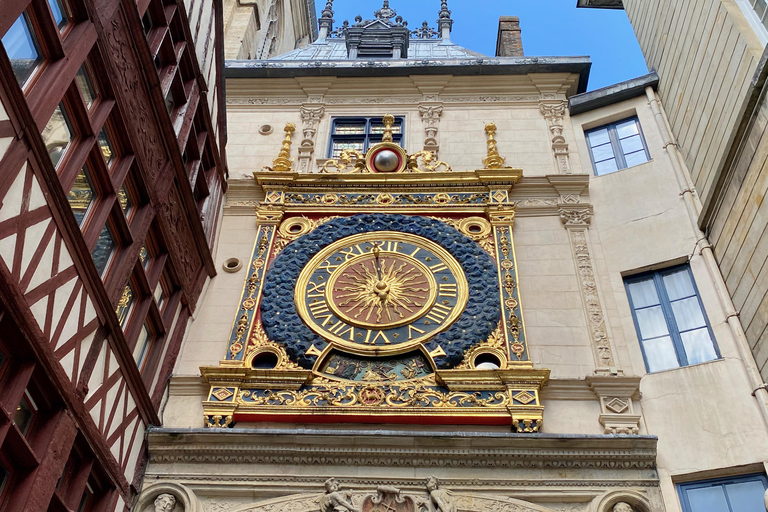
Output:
[
  {"left": 118, "top": 184, "right": 133, "bottom": 217},
  {"left": 0, "top": 460, "right": 8, "bottom": 498},
  {"left": 628, "top": 278, "right": 660, "bottom": 308},
  {"left": 115, "top": 284, "right": 134, "bottom": 327},
  {"left": 755, "top": 0, "right": 767, "bottom": 19},
  {"left": 77, "top": 482, "right": 94, "bottom": 512},
  {"left": 2, "top": 12, "right": 43, "bottom": 88},
  {"left": 332, "top": 141, "right": 364, "bottom": 158},
  {"left": 686, "top": 485, "right": 730, "bottom": 512},
  {"left": 154, "top": 281, "right": 166, "bottom": 310},
  {"left": 619, "top": 134, "right": 644, "bottom": 154},
  {"left": 371, "top": 124, "right": 402, "bottom": 134},
  {"left": 13, "top": 392, "right": 36, "bottom": 436},
  {"left": 594, "top": 158, "right": 619, "bottom": 176},
  {"left": 681, "top": 328, "right": 718, "bottom": 365},
  {"left": 671, "top": 297, "right": 707, "bottom": 331},
  {"left": 643, "top": 335, "right": 680, "bottom": 372},
  {"left": 139, "top": 244, "right": 150, "bottom": 268},
  {"left": 134, "top": 323, "right": 152, "bottom": 369},
  {"left": 624, "top": 150, "right": 649, "bottom": 167},
  {"left": 591, "top": 142, "right": 615, "bottom": 162},
  {"left": 725, "top": 480, "right": 768, "bottom": 512},
  {"left": 664, "top": 268, "right": 696, "bottom": 300},
  {"left": 615, "top": 119, "right": 639, "bottom": 139},
  {"left": 98, "top": 128, "right": 114, "bottom": 166},
  {"left": 48, "top": 0, "right": 69, "bottom": 29},
  {"left": 42, "top": 103, "right": 74, "bottom": 168},
  {"left": 75, "top": 65, "right": 97, "bottom": 108},
  {"left": 92, "top": 224, "right": 116, "bottom": 276},
  {"left": 635, "top": 305, "right": 669, "bottom": 339},
  {"left": 335, "top": 123, "right": 366, "bottom": 135},
  {"left": 68, "top": 166, "right": 96, "bottom": 225},
  {"left": 587, "top": 128, "right": 610, "bottom": 147}
]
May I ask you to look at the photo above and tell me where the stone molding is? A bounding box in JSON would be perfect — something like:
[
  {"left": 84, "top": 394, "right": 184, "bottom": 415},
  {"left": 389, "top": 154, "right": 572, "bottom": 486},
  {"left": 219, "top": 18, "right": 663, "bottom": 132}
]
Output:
[{"left": 146, "top": 429, "right": 658, "bottom": 469}]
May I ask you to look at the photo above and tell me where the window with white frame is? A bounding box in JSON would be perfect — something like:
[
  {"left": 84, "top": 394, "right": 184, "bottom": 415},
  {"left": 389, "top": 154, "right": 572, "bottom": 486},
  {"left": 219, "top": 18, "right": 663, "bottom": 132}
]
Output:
[
  {"left": 677, "top": 474, "right": 768, "bottom": 512},
  {"left": 585, "top": 116, "right": 650, "bottom": 175},
  {"left": 624, "top": 264, "right": 720, "bottom": 373}
]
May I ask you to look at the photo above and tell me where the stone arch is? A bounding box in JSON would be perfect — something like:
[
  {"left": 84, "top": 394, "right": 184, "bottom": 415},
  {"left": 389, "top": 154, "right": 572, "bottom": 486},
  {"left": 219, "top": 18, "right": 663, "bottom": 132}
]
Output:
[
  {"left": 135, "top": 481, "right": 202, "bottom": 512},
  {"left": 589, "top": 490, "right": 651, "bottom": 512},
  {"left": 229, "top": 492, "right": 560, "bottom": 512}
]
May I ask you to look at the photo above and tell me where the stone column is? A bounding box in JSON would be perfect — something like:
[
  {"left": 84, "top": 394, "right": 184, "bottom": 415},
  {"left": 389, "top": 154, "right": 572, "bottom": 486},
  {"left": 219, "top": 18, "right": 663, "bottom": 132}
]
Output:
[
  {"left": 560, "top": 205, "right": 618, "bottom": 373},
  {"left": 540, "top": 101, "right": 571, "bottom": 174}
]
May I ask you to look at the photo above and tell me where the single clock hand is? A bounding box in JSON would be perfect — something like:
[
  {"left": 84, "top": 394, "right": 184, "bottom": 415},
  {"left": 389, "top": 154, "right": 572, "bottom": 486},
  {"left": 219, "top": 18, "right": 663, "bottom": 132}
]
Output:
[{"left": 371, "top": 242, "right": 389, "bottom": 300}]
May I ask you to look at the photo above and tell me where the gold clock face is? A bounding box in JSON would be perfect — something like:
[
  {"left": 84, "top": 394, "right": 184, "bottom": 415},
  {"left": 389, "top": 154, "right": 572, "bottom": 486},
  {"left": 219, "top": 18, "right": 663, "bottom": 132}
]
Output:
[{"left": 295, "top": 232, "right": 468, "bottom": 355}]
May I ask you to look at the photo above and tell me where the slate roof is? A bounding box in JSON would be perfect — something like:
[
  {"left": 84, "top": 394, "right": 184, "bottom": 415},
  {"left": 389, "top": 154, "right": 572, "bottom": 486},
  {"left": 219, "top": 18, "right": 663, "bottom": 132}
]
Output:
[{"left": 269, "top": 38, "right": 486, "bottom": 61}]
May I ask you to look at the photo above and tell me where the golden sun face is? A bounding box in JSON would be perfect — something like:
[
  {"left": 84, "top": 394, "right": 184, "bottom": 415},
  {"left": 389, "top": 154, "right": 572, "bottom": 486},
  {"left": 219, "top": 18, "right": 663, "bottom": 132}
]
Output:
[
  {"left": 295, "top": 232, "right": 468, "bottom": 355},
  {"left": 328, "top": 251, "right": 435, "bottom": 329}
]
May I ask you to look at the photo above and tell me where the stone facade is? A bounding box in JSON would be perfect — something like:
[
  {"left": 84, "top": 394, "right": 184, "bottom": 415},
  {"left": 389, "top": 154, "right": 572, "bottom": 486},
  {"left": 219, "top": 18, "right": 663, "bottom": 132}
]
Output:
[{"left": 141, "top": 3, "right": 768, "bottom": 512}]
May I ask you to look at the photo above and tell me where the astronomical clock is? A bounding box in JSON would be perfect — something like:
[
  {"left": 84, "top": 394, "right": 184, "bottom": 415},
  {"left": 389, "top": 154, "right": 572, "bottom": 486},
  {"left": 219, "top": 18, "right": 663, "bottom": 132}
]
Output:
[{"left": 201, "top": 116, "right": 550, "bottom": 431}]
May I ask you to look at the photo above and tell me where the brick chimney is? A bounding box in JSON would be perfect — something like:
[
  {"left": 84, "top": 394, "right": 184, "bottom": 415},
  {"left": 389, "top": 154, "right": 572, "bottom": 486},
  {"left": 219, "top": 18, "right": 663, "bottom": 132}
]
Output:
[{"left": 495, "top": 16, "right": 524, "bottom": 57}]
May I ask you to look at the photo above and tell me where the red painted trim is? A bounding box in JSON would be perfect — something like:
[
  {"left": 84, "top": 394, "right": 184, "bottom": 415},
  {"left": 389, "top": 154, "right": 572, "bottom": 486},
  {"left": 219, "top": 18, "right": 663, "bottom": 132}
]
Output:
[{"left": 233, "top": 413, "right": 511, "bottom": 427}]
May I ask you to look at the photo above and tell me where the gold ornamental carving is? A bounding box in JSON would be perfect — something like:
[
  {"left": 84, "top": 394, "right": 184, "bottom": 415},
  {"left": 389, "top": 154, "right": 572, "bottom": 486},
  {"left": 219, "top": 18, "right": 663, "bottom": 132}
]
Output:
[
  {"left": 266, "top": 123, "right": 296, "bottom": 172},
  {"left": 482, "top": 122, "right": 513, "bottom": 170}
]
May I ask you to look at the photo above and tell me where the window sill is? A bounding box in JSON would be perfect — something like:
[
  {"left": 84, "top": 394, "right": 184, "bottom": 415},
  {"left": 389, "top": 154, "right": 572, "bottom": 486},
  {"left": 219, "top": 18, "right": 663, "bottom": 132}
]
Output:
[
  {"left": 592, "top": 158, "right": 654, "bottom": 177},
  {"left": 644, "top": 356, "right": 723, "bottom": 376}
]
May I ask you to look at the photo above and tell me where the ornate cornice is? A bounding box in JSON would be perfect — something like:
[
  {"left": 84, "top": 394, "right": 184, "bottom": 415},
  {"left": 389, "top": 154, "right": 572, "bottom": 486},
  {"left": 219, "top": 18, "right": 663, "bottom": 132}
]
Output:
[{"left": 146, "top": 429, "right": 658, "bottom": 469}]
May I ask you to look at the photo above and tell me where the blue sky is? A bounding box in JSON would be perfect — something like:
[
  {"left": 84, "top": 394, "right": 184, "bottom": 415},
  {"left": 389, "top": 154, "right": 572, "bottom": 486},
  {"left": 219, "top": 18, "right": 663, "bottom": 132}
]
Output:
[{"left": 316, "top": 1, "right": 648, "bottom": 91}]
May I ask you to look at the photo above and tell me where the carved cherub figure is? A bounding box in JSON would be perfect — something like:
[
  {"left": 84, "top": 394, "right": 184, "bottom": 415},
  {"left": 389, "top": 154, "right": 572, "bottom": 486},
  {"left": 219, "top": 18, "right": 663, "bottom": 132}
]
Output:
[
  {"left": 154, "top": 494, "right": 176, "bottom": 512},
  {"left": 319, "top": 478, "right": 359, "bottom": 512},
  {"left": 613, "top": 503, "right": 635, "bottom": 512},
  {"left": 425, "top": 476, "right": 456, "bottom": 512}
]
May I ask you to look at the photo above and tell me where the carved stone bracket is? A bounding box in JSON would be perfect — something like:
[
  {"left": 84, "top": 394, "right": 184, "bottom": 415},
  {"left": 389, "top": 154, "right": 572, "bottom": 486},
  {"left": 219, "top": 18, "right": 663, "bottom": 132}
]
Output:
[
  {"left": 419, "top": 104, "right": 443, "bottom": 154},
  {"left": 540, "top": 101, "right": 571, "bottom": 174},
  {"left": 586, "top": 375, "right": 642, "bottom": 435},
  {"left": 299, "top": 105, "right": 325, "bottom": 172},
  {"left": 559, "top": 206, "right": 618, "bottom": 372}
]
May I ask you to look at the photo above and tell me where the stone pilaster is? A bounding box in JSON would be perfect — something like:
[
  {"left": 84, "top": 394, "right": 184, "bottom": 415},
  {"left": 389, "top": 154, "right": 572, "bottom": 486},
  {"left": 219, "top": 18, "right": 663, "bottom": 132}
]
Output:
[
  {"left": 559, "top": 205, "right": 619, "bottom": 373},
  {"left": 540, "top": 101, "right": 571, "bottom": 174},
  {"left": 418, "top": 104, "right": 443, "bottom": 154},
  {"left": 298, "top": 104, "right": 325, "bottom": 172}
]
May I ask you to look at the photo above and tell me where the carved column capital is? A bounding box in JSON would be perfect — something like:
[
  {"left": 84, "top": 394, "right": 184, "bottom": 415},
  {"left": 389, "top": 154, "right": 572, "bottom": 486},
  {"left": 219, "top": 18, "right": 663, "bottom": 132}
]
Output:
[
  {"left": 559, "top": 205, "right": 593, "bottom": 227},
  {"left": 587, "top": 375, "right": 640, "bottom": 435}
]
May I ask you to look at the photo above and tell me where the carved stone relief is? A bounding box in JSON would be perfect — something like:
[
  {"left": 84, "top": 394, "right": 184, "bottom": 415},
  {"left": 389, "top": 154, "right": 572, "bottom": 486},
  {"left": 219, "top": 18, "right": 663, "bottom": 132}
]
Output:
[
  {"left": 559, "top": 206, "right": 617, "bottom": 370},
  {"left": 540, "top": 101, "right": 571, "bottom": 174},
  {"left": 419, "top": 104, "right": 444, "bottom": 154},
  {"left": 299, "top": 104, "right": 325, "bottom": 172},
  {"left": 155, "top": 494, "right": 177, "bottom": 512}
]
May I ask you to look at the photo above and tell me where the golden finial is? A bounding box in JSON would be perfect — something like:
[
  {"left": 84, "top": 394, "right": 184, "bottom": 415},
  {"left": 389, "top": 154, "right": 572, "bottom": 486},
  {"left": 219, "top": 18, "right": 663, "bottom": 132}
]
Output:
[
  {"left": 269, "top": 123, "right": 296, "bottom": 172},
  {"left": 381, "top": 114, "right": 395, "bottom": 143},
  {"left": 483, "top": 122, "right": 507, "bottom": 169}
]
